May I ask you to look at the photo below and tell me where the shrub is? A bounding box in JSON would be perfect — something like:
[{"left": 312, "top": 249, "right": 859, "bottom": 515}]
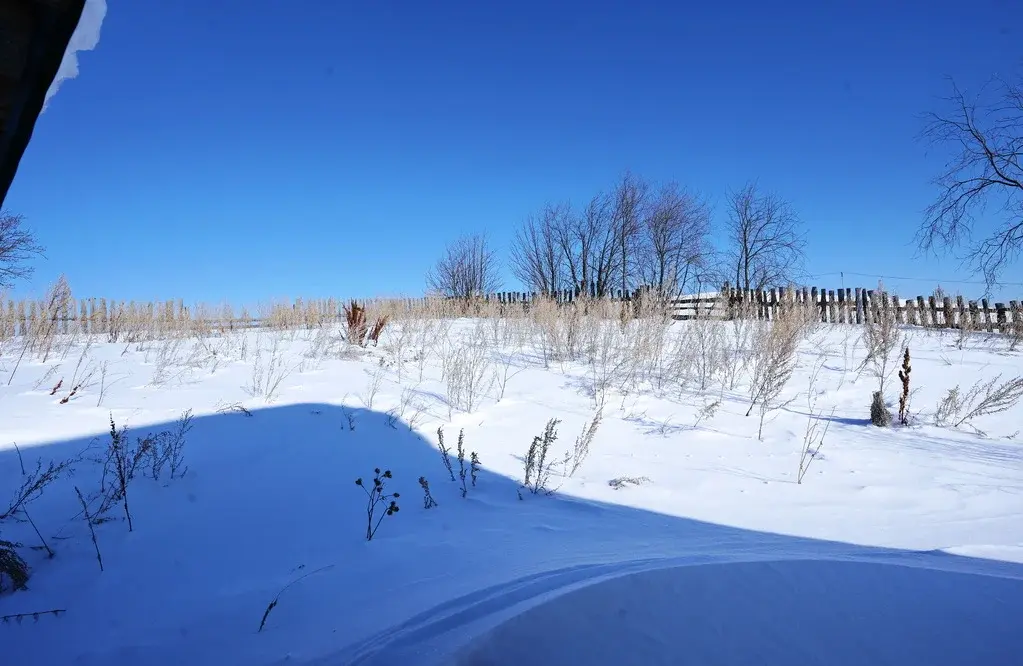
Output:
[
  {"left": 96, "top": 415, "right": 150, "bottom": 531},
  {"left": 143, "top": 409, "right": 193, "bottom": 481},
  {"left": 470, "top": 452, "right": 480, "bottom": 487},
  {"left": 445, "top": 322, "right": 494, "bottom": 415},
  {"left": 798, "top": 408, "right": 834, "bottom": 484},
  {"left": 570, "top": 409, "right": 601, "bottom": 476},
  {"left": 747, "top": 305, "right": 807, "bottom": 440},
  {"left": 343, "top": 300, "right": 368, "bottom": 346},
  {"left": 1, "top": 457, "right": 73, "bottom": 523},
  {"left": 0, "top": 539, "right": 29, "bottom": 593},
  {"left": 418, "top": 476, "right": 438, "bottom": 509},
  {"left": 456, "top": 430, "right": 469, "bottom": 498},
  {"left": 870, "top": 391, "right": 892, "bottom": 427},
  {"left": 858, "top": 284, "right": 903, "bottom": 395},
  {"left": 934, "top": 374, "right": 1023, "bottom": 434},
  {"left": 436, "top": 426, "right": 455, "bottom": 481},
  {"left": 523, "top": 418, "right": 561, "bottom": 495},
  {"left": 1, "top": 452, "right": 76, "bottom": 582},
  {"left": 355, "top": 468, "right": 400, "bottom": 541}
]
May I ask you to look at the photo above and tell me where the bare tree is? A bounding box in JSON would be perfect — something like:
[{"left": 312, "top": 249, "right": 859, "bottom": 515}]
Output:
[
  {"left": 510, "top": 202, "right": 569, "bottom": 296},
  {"left": 610, "top": 171, "right": 649, "bottom": 295},
  {"left": 553, "top": 192, "right": 622, "bottom": 298},
  {"left": 638, "top": 182, "right": 712, "bottom": 298},
  {"left": 917, "top": 75, "right": 1023, "bottom": 288},
  {"left": 724, "top": 182, "right": 805, "bottom": 292},
  {"left": 426, "top": 233, "right": 501, "bottom": 302},
  {"left": 0, "top": 211, "right": 44, "bottom": 287}
]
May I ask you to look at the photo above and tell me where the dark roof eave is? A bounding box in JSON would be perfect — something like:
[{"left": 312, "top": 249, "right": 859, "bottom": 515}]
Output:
[{"left": 0, "top": 0, "right": 86, "bottom": 208}]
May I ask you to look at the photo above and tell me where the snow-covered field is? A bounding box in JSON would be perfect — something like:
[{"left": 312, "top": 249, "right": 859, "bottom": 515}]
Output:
[{"left": 2, "top": 311, "right": 1022, "bottom": 665}]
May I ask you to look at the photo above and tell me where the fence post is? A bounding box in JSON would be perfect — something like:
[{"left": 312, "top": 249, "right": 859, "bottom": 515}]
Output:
[
  {"left": 996, "top": 303, "right": 1007, "bottom": 332},
  {"left": 918, "top": 297, "right": 928, "bottom": 326},
  {"left": 854, "top": 287, "right": 863, "bottom": 324},
  {"left": 1010, "top": 301, "right": 1021, "bottom": 338}
]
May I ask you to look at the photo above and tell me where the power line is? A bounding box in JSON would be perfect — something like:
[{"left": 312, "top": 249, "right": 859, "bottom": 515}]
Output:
[{"left": 803, "top": 271, "right": 1023, "bottom": 288}]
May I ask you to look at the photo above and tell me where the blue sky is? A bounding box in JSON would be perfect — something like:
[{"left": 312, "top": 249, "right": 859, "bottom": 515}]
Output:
[{"left": 6, "top": 0, "right": 1022, "bottom": 305}]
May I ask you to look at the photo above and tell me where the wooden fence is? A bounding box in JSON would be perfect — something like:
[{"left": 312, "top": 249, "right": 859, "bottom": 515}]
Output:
[
  {"left": 2, "top": 284, "right": 1020, "bottom": 337},
  {"left": 481, "top": 284, "right": 1023, "bottom": 330},
  {"left": 710, "top": 284, "right": 1022, "bottom": 331}
]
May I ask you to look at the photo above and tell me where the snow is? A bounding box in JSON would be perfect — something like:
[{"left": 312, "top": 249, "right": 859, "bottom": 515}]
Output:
[{"left": 1, "top": 318, "right": 1022, "bottom": 665}]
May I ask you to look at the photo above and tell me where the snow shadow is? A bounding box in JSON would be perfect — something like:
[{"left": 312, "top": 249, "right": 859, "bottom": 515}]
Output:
[{"left": 1, "top": 404, "right": 1022, "bottom": 666}]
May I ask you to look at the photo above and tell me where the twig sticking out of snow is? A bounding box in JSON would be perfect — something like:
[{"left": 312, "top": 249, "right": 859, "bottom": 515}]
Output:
[
  {"left": 215, "top": 402, "right": 253, "bottom": 417},
  {"left": 1, "top": 609, "right": 66, "bottom": 625},
  {"left": 436, "top": 427, "right": 456, "bottom": 481},
  {"left": 419, "top": 476, "right": 439, "bottom": 509},
  {"left": 74, "top": 486, "right": 103, "bottom": 572},
  {"left": 798, "top": 408, "right": 835, "bottom": 484},
  {"left": 257, "top": 564, "right": 336, "bottom": 633},
  {"left": 608, "top": 476, "right": 650, "bottom": 490},
  {"left": 570, "top": 410, "right": 601, "bottom": 477}
]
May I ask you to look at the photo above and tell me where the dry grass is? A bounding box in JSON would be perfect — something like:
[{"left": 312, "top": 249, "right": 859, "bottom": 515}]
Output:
[
  {"left": 2, "top": 277, "right": 1020, "bottom": 427},
  {"left": 2, "top": 274, "right": 1020, "bottom": 357}
]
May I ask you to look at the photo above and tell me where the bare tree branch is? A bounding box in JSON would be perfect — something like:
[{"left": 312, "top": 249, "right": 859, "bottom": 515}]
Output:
[
  {"left": 550, "top": 192, "right": 622, "bottom": 298},
  {"left": 917, "top": 75, "right": 1023, "bottom": 289},
  {"left": 610, "top": 171, "right": 649, "bottom": 295},
  {"left": 0, "top": 211, "right": 44, "bottom": 288},
  {"left": 638, "top": 182, "right": 712, "bottom": 298},
  {"left": 510, "top": 202, "right": 570, "bottom": 296},
  {"left": 724, "top": 182, "right": 806, "bottom": 292}
]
